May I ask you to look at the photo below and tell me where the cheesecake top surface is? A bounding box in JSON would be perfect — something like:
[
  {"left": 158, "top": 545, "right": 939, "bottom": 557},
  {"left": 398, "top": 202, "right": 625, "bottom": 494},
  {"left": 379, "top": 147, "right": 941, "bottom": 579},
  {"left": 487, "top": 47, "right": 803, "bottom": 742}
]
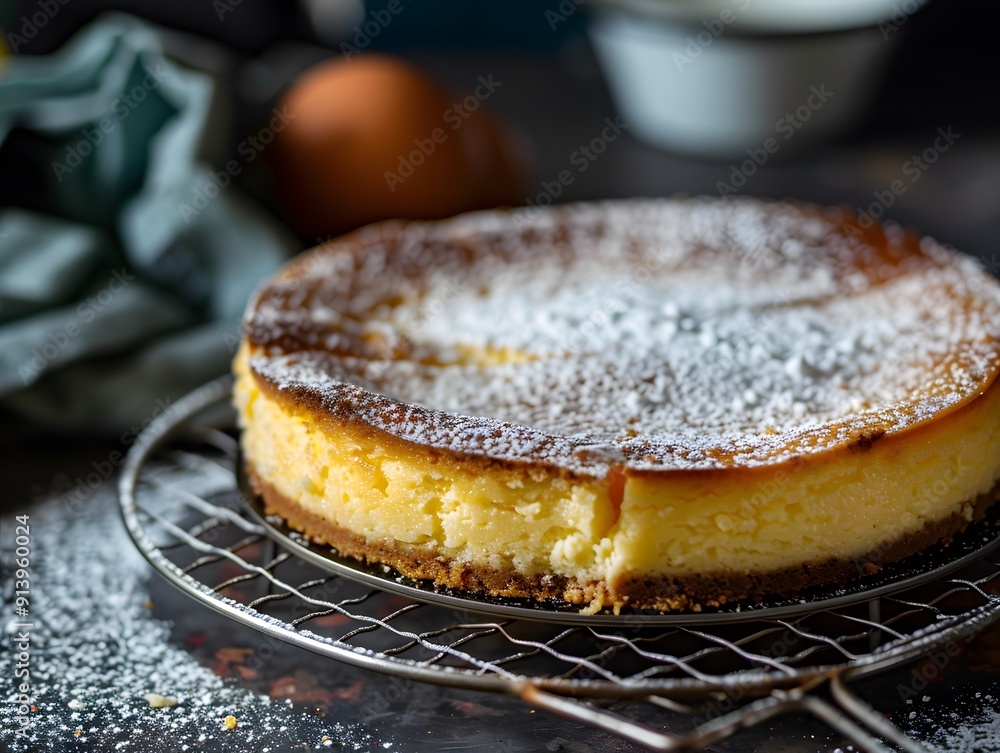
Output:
[{"left": 243, "top": 198, "right": 1000, "bottom": 477}]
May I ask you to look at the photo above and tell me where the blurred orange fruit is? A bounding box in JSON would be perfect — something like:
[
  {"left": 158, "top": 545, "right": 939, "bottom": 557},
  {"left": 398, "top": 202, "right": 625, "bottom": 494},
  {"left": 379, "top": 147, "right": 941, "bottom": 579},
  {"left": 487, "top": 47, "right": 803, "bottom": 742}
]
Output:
[{"left": 270, "top": 54, "right": 530, "bottom": 240}]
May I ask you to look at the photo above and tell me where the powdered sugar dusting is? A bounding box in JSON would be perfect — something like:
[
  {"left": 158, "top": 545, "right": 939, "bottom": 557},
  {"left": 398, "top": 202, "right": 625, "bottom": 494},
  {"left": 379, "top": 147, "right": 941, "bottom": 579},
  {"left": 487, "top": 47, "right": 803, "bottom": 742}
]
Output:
[
  {"left": 245, "top": 198, "right": 1000, "bottom": 477},
  {"left": 903, "top": 693, "right": 1000, "bottom": 752},
  {"left": 0, "top": 488, "right": 376, "bottom": 752}
]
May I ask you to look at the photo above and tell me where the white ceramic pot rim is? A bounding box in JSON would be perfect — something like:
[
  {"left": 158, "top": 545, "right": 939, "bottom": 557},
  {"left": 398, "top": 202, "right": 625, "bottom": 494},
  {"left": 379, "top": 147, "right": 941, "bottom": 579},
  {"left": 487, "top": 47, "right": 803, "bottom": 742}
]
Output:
[{"left": 587, "top": 0, "right": 930, "bottom": 34}]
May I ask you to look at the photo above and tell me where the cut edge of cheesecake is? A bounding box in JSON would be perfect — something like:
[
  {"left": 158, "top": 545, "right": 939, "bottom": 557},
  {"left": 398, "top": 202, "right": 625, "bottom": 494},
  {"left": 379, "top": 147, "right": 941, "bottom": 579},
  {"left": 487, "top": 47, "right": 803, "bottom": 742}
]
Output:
[{"left": 246, "top": 463, "right": 999, "bottom": 614}]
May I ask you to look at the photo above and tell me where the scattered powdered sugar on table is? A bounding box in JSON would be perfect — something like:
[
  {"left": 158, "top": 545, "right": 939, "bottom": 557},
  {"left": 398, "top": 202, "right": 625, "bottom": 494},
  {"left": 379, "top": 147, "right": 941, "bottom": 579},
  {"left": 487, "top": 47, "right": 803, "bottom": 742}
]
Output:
[
  {"left": 903, "top": 694, "right": 1000, "bottom": 752},
  {"left": 0, "top": 490, "right": 376, "bottom": 752},
  {"left": 246, "top": 198, "right": 1000, "bottom": 477}
]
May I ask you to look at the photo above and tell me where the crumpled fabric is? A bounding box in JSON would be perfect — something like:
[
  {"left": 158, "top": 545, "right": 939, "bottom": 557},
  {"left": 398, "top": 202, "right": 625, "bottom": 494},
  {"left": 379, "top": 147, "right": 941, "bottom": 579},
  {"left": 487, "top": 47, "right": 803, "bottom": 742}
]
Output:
[{"left": 0, "top": 13, "right": 297, "bottom": 431}]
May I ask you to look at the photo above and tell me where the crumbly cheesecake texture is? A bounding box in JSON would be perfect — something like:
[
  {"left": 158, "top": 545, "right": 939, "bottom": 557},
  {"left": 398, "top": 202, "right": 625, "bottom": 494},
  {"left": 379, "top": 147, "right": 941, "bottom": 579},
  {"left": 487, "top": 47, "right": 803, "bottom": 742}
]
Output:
[{"left": 235, "top": 198, "right": 1000, "bottom": 612}]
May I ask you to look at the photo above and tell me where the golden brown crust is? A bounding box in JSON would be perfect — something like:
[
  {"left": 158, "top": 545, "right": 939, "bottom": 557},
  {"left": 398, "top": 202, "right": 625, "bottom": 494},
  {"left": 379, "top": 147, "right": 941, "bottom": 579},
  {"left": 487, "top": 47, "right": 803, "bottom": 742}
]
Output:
[
  {"left": 250, "top": 365, "right": 1000, "bottom": 488},
  {"left": 247, "top": 462, "right": 1000, "bottom": 613},
  {"left": 242, "top": 198, "right": 1000, "bottom": 480},
  {"left": 248, "top": 365, "right": 595, "bottom": 482}
]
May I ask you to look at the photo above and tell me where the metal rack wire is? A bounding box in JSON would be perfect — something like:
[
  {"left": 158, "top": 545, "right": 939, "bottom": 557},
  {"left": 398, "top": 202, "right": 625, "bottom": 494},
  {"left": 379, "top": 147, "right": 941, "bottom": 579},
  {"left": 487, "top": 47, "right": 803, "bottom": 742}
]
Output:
[{"left": 120, "top": 377, "right": 1000, "bottom": 752}]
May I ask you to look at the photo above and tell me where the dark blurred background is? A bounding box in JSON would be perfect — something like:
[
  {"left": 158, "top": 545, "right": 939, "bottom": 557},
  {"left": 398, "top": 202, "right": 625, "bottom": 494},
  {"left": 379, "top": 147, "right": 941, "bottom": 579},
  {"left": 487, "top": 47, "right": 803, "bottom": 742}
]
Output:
[
  {"left": 5, "top": 0, "right": 1000, "bottom": 218},
  {"left": 5, "top": 0, "right": 999, "bottom": 132},
  {"left": 1, "top": 0, "right": 999, "bottom": 469}
]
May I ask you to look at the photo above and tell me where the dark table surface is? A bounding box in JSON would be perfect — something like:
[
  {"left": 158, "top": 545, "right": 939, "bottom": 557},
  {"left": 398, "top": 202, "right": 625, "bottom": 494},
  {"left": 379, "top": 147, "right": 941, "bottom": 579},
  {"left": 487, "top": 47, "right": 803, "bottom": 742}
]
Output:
[{"left": 3, "top": 31, "right": 1000, "bottom": 753}]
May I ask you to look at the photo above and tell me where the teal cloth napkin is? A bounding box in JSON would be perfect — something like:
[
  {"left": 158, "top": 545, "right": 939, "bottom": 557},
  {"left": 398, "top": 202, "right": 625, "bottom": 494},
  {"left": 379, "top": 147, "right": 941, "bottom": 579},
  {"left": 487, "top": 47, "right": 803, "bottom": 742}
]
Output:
[{"left": 0, "top": 14, "right": 297, "bottom": 431}]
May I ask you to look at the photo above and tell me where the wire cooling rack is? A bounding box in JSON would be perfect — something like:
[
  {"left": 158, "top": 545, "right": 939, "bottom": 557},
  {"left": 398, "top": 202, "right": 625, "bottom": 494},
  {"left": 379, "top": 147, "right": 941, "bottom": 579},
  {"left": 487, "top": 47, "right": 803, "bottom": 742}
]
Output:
[{"left": 120, "top": 377, "right": 1000, "bottom": 752}]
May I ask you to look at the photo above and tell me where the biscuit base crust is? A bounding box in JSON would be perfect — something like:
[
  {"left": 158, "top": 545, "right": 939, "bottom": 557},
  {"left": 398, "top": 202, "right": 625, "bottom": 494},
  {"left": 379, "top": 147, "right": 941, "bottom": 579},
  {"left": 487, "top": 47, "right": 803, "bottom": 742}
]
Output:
[{"left": 247, "top": 464, "right": 999, "bottom": 613}]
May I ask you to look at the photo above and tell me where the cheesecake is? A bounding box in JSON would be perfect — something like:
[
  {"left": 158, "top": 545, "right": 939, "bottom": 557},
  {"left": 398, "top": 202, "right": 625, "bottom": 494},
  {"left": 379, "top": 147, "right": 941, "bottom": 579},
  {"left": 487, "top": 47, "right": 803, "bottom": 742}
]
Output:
[{"left": 234, "top": 198, "right": 1000, "bottom": 612}]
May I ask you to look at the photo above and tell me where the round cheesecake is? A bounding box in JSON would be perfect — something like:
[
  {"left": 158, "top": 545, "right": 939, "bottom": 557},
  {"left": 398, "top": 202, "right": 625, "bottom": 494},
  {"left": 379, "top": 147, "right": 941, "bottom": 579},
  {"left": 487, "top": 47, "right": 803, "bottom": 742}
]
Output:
[{"left": 234, "top": 198, "right": 1000, "bottom": 613}]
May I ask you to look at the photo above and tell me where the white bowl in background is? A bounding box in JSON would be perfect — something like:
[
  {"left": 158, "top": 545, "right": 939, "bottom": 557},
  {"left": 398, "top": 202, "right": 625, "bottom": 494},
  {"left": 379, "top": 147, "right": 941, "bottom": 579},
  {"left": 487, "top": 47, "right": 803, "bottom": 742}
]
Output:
[{"left": 587, "top": 0, "right": 923, "bottom": 158}]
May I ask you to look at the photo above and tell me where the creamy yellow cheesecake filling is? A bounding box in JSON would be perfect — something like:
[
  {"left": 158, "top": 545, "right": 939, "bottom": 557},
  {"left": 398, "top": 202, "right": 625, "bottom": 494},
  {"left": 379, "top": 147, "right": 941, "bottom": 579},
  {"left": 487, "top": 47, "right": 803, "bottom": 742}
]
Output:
[
  {"left": 235, "top": 199, "right": 1000, "bottom": 610},
  {"left": 236, "top": 345, "right": 1000, "bottom": 602}
]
